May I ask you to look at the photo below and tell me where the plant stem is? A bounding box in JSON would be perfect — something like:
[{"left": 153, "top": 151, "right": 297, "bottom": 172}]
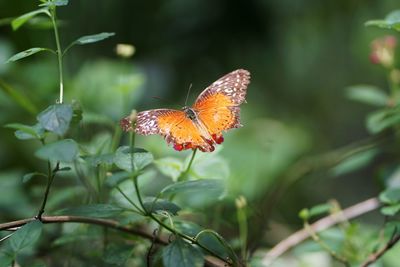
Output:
[
  {"left": 178, "top": 149, "right": 197, "bottom": 182},
  {"left": 37, "top": 162, "right": 60, "bottom": 219},
  {"left": 50, "top": 7, "right": 64, "bottom": 104}
]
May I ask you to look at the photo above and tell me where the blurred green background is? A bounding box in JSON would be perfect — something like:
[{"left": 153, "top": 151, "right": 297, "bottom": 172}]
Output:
[{"left": 1, "top": 0, "right": 400, "bottom": 265}]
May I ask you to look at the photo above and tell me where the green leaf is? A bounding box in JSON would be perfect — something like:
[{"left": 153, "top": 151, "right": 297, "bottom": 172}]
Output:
[
  {"left": 143, "top": 198, "right": 181, "bottom": 215},
  {"left": 56, "top": 204, "right": 124, "bottom": 218},
  {"left": 11, "top": 8, "right": 50, "bottom": 30},
  {"left": 381, "top": 203, "right": 400, "bottom": 216},
  {"left": 84, "top": 153, "right": 114, "bottom": 166},
  {"left": 162, "top": 238, "right": 204, "bottom": 267},
  {"left": 330, "top": 149, "right": 378, "bottom": 176},
  {"left": 308, "top": 203, "right": 332, "bottom": 218},
  {"left": 6, "top": 47, "right": 52, "bottom": 63},
  {"left": 74, "top": 32, "right": 115, "bottom": 45},
  {"left": 161, "top": 179, "right": 225, "bottom": 197},
  {"left": 365, "top": 10, "right": 400, "bottom": 31},
  {"left": 35, "top": 139, "right": 79, "bottom": 162},
  {"left": 5, "top": 123, "right": 45, "bottom": 140},
  {"left": 345, "top": 85, "right": 388, "bottom": 107},
  {"left": 37, "top": 104, "right": 73, "bottom": 136},
  {"left": 39, "top": 0, "right": 69, "bottom": 7},
  {"left": 155, "top": 157, "right": 183, "bottom": 181},
  {"left": 114, "top": 146, "right": 153, "bottom": 172},
  {"left": 0, "top": 251, "right": 13, "bottom": 267},
  {"left": 106, "top": 171, "right": 131, "bottom": 187},
  {"left": 366, "top": 108, "right": 400, "bottom": 134},
  {"left": 0, "top": 79, "right": 38, "bottom": 114},
  {"left": 103, "top": 244, "right": 133, "bottom": 265},
  {"left": 22, "top": 172, "right": 46, "bottom": 183},
  {"left": 64, "top": 32, "right": 115, "bottom": 54},
  {"left": 379, "top": 188, "right": 400, "bottom": 204},
  {"left": 9, "top": 220, "right": 43, "bottom": 252}
]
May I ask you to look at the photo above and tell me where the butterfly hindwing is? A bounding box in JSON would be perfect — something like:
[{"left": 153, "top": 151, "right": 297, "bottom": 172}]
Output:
[{"left": 135, "top": 109, "right": 210, "bottom": 150}]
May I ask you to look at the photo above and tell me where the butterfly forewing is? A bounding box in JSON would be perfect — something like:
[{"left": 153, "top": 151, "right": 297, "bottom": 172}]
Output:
[{"left": 193, "top": 69, "right": 250, "bottom": 134}]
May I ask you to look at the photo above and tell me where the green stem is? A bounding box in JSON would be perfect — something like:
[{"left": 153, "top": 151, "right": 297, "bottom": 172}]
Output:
[
  {"left": 50, "top": 7, "right": 64, "bottom": 104},
  {"left": 178, "top": 149, "right": 197, "bottom": 182},
  {"left": 116, "top": 186, "right": 144, "bottom": 215},
  {"left": 37, "top": 161, "right": 60, "bottom": 219}
]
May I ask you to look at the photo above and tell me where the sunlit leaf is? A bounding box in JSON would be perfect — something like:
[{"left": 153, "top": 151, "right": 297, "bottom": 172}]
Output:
[
  {"left": 162, "top": 238, "right": 204, "bottom": 267},
  {"left": 56, "top": 204, "right": 124, "bottom": 218},
  {"left": 37, "top": 104, "right": 73, "bottom": 136},
  {"left": 11, "top": 8, "right": 50, "bottom": 30},
  {"left": 64, "top": 32, "right": 115, "bottom": 54},
  {"left": 6, "top": 48, "right": 52, "bottom": 63},
  {"left": 366, "top": 108, "right": 400, "bottom": 134},
  {"left": 10, "top": 220, "right": 43, "bottom": 252},
  {"left": 35, "top": 139, "right": 79, "bottom": 162},
  {"left": 143, "top": 198, "right": 181, "bottom": 215},
  {"left": 345, "top": 85, "right": 388, "bottom": 107},
  {"left": 114, "top": 146, "right": 153, "bottom": 172}
]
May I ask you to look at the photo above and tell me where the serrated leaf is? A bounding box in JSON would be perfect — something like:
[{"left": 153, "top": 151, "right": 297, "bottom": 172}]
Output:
[
  {"left": 6, "top": 47, "right": 52, "bottom": 63},
  {"left": 162, "top": 238, "right": 204, "bottom": 267},
  {"left": 143, "top": 198, "right": 181, "bottom": 215},
  {"left": 114, "top": 146, "right": 153, "bottom": 172},
  {"left": 345, "top": 85, "right": 388, "bottom": 107},
  {"left": 35, "top": 139, "right": 79, "bottom": 162},
  {"left": 9, "top": 220, "right": 43, "bottom": 252},
  {"left": 56, "top": 204, "right": 124, "bottom": 218},
  {"left": 37, "top": 104, "right": 73, "bottom": 136},
  {"left": 161, "top": 179, "right": 225, "bottom": 197},
  {"left": 22, "top": 172, "right": 46, "bottom": 183},
  {"left": 74, "top": 32, "right": 115, "bottom": 45},
  {"left": 379, "top": 188, "right": 400, "bottom": 204},
  {"left": 5, "top": 123, "right": 44, "bottom": 140},
  {"left": 103, "top": 244, "right": 133, "bottom": 265},
  {"left": 155, "top": 157, "right": 183, "bottom": 181},
  {"left": 11, "top": 8, "right": 50, "bottom": 30},
  {"left": 39, "top": 0, "right": 69, "bottom": 7},
  {"left": 381, "top": 203, "right": 400, "bottom": 216}
]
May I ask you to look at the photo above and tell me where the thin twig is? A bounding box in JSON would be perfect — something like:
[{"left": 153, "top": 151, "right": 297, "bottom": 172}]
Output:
[
  {"left": 262, "top": 197, "right": 380, "bottom": 266},
  {"left": 0, "top": 216, "right": 226, "bottom": 267},
  {"left": 359, "top": 229, "right": 400, "bottom": 267}
]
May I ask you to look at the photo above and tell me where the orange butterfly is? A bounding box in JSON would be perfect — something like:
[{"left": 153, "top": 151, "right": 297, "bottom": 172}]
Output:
[{"left": 122, "top": 69, "right": 250, "bottom": 152}]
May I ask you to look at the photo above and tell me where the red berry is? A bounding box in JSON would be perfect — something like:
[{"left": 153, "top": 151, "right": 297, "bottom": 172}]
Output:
[{"left": 173, "top": 143, "right": 183, "bottom": 151}]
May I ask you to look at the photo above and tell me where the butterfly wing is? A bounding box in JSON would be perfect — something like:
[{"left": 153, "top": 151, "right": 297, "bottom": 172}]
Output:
[
  {"left": 135, "top": 109, "right": 212, "bottom": 151},
  {"left": 193, "top": 69, "right": 250, "bottom": 135}
]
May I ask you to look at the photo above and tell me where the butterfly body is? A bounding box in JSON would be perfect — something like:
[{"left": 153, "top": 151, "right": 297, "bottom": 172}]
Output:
[{"left": 126, "top": 69, "right": 250, "bottom": 152}]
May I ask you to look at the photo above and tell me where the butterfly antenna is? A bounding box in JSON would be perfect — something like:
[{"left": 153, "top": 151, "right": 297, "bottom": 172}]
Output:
[{"left": 184, "top": 83, "right": 193, "bottom": 106}]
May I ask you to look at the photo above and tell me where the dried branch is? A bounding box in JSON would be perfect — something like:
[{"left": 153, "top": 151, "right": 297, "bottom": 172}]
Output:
[
  {"left": 262, "top": 197, "right": 380, "bottom": 266},
  {"left": 0, "top": 215, "right": 225, "bottom": 267},
  {"left": 360, "top": 230, "right": 400, "bottom": 267}
]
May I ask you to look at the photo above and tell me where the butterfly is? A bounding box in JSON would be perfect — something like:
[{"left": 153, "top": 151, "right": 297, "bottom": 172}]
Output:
[{"left": 121, "top": 69, "right": 250, "bottom": 152}]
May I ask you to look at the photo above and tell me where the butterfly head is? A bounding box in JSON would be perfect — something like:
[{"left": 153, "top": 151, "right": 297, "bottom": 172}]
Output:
[{"left": 182, "top": 106, "right": 197, "bottom": 120}]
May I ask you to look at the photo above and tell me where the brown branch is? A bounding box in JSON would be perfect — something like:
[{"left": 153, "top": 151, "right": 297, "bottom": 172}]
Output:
[
  {"left": 360, "top": 230, "right": 400, "bottom": 267},
  {"left": 0, "top": 215, "right": 226, "bottom": 267},
  {"left": 262, "top": 197, "right": 380, "bottom": 266}
]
